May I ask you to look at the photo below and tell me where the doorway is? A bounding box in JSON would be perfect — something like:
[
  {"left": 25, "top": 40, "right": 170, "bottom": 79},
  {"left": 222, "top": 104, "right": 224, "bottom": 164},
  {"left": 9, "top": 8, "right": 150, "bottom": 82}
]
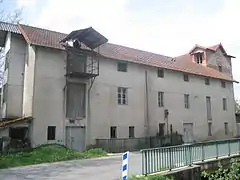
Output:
[
  {"left": 183, "top": 123, "right": 193, "bottom": 143},
  {"left": 66, "top": 126, "right": 86, "bottom": 151}
]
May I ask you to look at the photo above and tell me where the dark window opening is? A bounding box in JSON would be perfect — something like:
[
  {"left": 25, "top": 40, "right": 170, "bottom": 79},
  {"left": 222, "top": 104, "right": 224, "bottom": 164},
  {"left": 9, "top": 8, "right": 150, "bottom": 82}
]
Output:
[
  {"left": 221, "top": 81, "right": 226, "bottom": 88},
  {"left": 223, "top": 98, "right": 227, "bottom": 111},
  {"left": 195, "top": 53, "right": 203, "bottom": 64},
  {"left": 218, "top": 65, "right": 222, "bottom": 72},
  {"left": 117, "top": 62, "right": 127, "bottom": 72},
  {"left": 205, "top": 78, "right": 210, "bottom": 85},
  {"left": 157, "top": 68, "right": 164, "bottom": 78},
  {"left": 9, "top": 127, "right": 28, "bottom": 140},
  {"left": 224, "top": 122, "right": 228, "bottom": 135},
  {"left": 206, "top": 96, "right": 212, "bottom": 120},
  {"left": 47, "top": 126, "right": 56, "bottom": 140},
  {"left": 129, "top": 126, "right": 135, "bottom": 138},
  {"left": 4, "top": 51, "right": 10, "bottom": 71},
  {"left": 184, "top": 94, "right": 190, "bottom": 109},
  {"left": 158, "top": 91, "right": 164, "bottom": 107},
  {"left": 2, "top": 84, "right": 7, "bottom": 103},
  {"left": 183, "top": 74, "right": 189, "bottom": 82},
  {"left": 158, "top": 123, "right": 165, "bottom": 136},
  {"left": 110, "top": 126, "right": 117, "bottom": 138},
  {"left": 208, "top": 122, "right": 212, "bottom": 136}
]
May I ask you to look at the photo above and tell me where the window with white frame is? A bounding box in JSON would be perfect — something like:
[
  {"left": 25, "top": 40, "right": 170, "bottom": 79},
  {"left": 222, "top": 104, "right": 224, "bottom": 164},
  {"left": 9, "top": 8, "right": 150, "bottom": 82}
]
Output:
[
  {"left": 117, "top": 87, "right": 127, "bottom": 105},
  {"left": 184, "top": 94, "right": 190, "bottom": 109},
  {"left": 158, "top": 91, "right": 164, "bottom": 107}
]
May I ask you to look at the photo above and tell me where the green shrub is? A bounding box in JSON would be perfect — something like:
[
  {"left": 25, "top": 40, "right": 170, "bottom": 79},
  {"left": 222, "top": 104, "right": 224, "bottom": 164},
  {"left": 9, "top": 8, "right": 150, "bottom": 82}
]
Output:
[{"left": 201, "top": 159, "right": 240, "bottom": 180}]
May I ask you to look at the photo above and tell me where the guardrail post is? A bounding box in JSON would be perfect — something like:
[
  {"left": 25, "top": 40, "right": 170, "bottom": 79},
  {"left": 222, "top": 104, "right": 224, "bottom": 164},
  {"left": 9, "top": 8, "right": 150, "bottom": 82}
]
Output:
[
  {"left": 216, "top": 142, "right": 219, "bottom": 159},
  {"left": 201, "top": 144, "right": 205, "bottom": 162},
  {"left": 189, "top": 145, "right": 192, "bottom": 166},
  {"left": 228, "top": 140, "right": 231, "bottom": 156},
  {"left": 169, "top": 148, "right": 172, "bottom": 171},
  {"left": 239, "top": 139, "right": 240, "bottom": 155}
]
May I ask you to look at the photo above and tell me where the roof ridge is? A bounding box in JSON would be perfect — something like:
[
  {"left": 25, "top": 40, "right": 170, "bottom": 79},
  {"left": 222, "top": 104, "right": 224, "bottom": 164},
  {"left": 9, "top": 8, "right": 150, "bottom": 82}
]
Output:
[
  {"left": 19, "top": 23, "right": 67, "bottom": 36},
  {"left": 106, "top": 42, "right": 173, "bottom": 59}
]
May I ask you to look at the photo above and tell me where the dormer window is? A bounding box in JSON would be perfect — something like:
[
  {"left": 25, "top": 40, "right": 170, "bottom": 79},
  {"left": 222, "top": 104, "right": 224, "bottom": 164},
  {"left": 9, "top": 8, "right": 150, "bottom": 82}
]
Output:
[
  {"left": 195, "top": 53, "right": 203, "bottom": 64},
  {"left": 218, "top": 65, "right": 222, "bottom": 72}
]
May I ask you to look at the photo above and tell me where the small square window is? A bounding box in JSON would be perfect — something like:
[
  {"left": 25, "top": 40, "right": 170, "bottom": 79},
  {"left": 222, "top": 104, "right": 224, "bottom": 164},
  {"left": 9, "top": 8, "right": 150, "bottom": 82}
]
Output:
[
  {"left": 221, "top": 81, "right": 226, "bottom": 88},
  {"left": 157, "top": 68, "right": 164, "bottom": 78},
  {"left": 47, "top": 126, "right": 56, "bottom": 140},
  {"left": 110, "top": 126, "right": 117, "bottom": 138},
  {"left": 183, "top": 74, "right": 189, "bottom": 82},
  {"left": 117, "top": 62, "right": 127, "bottom": 72},
  {"left": 205, "top": 78, "right": 210, "bottom": 85}
]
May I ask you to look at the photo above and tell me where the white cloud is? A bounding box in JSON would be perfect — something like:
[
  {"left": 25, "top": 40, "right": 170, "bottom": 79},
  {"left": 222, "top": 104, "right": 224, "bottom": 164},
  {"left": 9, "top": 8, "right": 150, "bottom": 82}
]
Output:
[
  {"left": 16, "top": 0, "right": 37, "bottom": 8},
  {"left": 24, "top": 0, "right": 240, "bottom": 97}
]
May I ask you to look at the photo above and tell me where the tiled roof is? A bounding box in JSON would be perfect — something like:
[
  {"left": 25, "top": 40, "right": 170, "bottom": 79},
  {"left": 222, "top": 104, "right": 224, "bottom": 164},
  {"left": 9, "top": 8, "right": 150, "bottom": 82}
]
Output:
[
  {"left": 17, "top": 24, "right": 236, "bottom": 82},
  {"left": 0, "top": 22, "right": 20, "bottom": 34}
]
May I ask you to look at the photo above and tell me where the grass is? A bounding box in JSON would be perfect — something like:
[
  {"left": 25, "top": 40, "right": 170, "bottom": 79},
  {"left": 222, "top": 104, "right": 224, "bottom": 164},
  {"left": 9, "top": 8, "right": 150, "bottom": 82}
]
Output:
[{"left": 0, "top": 144, "right": 107, "bottom": 169}]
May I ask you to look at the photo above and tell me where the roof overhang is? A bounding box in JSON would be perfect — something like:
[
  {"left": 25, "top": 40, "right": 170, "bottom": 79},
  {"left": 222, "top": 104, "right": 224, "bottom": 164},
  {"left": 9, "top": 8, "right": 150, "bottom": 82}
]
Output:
[{"left": 60, "top": 27, "right": 108, "bottom": 50}]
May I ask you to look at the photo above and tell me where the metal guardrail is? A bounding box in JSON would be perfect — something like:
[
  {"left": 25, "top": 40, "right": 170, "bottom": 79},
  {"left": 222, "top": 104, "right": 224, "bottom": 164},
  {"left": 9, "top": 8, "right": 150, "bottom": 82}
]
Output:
[{"left": 141, "top": 138, "right": 240, "bottom": 175}]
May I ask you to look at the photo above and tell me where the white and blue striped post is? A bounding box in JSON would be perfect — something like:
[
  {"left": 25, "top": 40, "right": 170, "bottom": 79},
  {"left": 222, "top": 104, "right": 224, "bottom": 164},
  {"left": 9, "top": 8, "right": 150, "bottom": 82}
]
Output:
[{"left": 122, "top": 151, "right": 129, "bottom": 180}]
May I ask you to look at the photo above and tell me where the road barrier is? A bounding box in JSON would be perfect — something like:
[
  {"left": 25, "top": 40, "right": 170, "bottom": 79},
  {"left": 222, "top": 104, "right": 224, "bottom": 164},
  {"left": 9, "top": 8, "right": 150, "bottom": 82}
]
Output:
[
  {"left": 122, "top": 151, "right": 129, "bottom": 180},
  {"left": 141, "top": 138, "right": 240, "bottom": 175}
]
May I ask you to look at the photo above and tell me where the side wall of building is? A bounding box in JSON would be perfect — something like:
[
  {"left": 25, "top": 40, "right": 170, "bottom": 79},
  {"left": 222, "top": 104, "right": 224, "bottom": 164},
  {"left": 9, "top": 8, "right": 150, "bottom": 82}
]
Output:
[{"left": 2, "top": 33, "right": 26, "bottom": 118}]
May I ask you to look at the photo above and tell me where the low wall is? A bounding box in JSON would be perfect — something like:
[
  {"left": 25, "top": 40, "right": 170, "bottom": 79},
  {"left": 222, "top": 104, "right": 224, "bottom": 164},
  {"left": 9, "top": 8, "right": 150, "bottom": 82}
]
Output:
[{"left": 158, "top": 155, "right": 240, "bottom": 180}]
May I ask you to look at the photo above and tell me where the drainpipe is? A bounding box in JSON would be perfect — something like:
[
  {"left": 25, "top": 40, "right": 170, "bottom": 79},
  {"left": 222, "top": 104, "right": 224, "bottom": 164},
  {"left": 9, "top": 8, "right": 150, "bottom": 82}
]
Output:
[{"left": 145, "top": 70, "right": 150, "bottom": 137}]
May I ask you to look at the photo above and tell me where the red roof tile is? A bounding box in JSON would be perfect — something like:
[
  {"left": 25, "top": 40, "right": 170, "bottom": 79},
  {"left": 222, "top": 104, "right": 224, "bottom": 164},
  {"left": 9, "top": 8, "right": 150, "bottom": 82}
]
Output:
[{"left": 17, "top": 24, "right": 236, "bottom": 82}]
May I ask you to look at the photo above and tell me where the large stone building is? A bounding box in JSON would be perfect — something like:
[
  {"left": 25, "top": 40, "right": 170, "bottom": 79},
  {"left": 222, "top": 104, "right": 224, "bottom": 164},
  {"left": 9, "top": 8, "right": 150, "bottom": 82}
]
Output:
[{"left": 0, "top": 22, "right": 238, "bottom": 150}]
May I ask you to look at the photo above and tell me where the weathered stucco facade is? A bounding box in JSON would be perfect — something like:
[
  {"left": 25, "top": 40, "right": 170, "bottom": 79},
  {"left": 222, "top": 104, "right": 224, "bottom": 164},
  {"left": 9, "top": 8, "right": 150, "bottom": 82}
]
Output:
[{"left": 0, "top": 23, "right": 237, "bottom": 150}]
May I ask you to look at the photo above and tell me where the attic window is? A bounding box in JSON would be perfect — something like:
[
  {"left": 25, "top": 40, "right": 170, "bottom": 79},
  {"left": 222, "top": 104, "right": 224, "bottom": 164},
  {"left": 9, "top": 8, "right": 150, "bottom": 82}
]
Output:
[
  {"left": 195, "top": 53, "right": 203, "bottom": 64},
  {"left": 218, "top": 65, "right": 222, "bottom": 72}
]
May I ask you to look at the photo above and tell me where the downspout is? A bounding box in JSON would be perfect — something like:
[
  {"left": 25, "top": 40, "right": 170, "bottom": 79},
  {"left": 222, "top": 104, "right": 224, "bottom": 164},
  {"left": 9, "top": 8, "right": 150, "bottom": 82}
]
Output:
[
  {"left": 87, "top": 77, "right": 95, "bottom": 147},
  {"left": 145, "top": 70, "right": 150, "bottom": 137}
]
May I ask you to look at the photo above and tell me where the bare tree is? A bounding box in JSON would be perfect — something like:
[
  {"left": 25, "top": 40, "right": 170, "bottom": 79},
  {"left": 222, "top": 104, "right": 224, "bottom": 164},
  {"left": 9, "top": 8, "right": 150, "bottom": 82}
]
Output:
[{"left": 0, "top": 0, "right": 22, "bottom": 83}]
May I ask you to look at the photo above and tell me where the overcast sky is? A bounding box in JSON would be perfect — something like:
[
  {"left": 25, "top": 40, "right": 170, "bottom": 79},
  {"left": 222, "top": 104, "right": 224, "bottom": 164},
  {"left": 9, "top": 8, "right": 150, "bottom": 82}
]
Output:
[{"left": 3, "top": 0, "right": 240, "bottom": 98}]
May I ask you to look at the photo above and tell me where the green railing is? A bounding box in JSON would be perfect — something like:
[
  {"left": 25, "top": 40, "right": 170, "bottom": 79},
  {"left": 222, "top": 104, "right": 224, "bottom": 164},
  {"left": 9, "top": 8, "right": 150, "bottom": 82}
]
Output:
[{"left": 141, "top": 138, "right": 240, "bottom": 175}]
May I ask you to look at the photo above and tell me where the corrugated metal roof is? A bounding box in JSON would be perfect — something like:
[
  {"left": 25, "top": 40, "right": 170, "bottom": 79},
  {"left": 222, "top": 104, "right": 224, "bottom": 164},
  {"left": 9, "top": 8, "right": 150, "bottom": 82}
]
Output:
[{"left": 0, "top": 22, "right": 20, "bottom": 34}]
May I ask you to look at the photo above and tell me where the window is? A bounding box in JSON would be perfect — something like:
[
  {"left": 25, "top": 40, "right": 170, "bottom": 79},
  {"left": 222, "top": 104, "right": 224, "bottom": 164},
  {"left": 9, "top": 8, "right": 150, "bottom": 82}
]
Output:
[
  {"left": 158, "top": 123, "right": 165, "bottom": 136},
  {"left": 208, "top": 122, "right": 212, "bottom": 136},
  {"left": 110, "top": 126, "right": 117, "bottom": 138},
  {"left": 221, "top": 81, "right": 226, "bottom": 88},
  {"left": 157, "top": 68, "right": 164, "bottom": 78},
  {"left": 66, "top": 83, "right": 86, "bottom": 118},
  {"left": 4, "top": 51, "right": 10, "bottom": 70},
  {"left": 129, "top": 126, "right": 135, "bottom": 138},
  {"left": 218, "top": 65, "right": 222, "bottom": 72},
  {"left": 9, "top": 127, "right": 28, "bottom": 140},
  {"left": 195, "top": 53, "right": 203, "bottom": 64},
  {"left": 184, "top": 94, "right": 190, "bottom": 109},
  {"left": 183, "top": 74, "right": 189, "bottom": 82},
  {"left": 117, "top": 87, "right": 127, "bottom": 105},
  {"left": 2, "top": 84, "right": 7, "bottom": 103},
  {"left": 158, "top": 92, "right": 164, "bottom": 107},
  {"left": 205, "top": 78, "right": 210, "bottom": 85},
  {"left": 223, "top": 98, "right": 227, "bottom": 111},
  {"left": 224, "top": 122, "right": 228, "bottom": 135},
  {"left": 117, "top": 62, "right": 127, "bottom": 72},
  {"left": 206, "top": 96, "right": 212, "bottom": 120},
  {"left": 47, "top": 126, "right": 56, "bottom": 140}
]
